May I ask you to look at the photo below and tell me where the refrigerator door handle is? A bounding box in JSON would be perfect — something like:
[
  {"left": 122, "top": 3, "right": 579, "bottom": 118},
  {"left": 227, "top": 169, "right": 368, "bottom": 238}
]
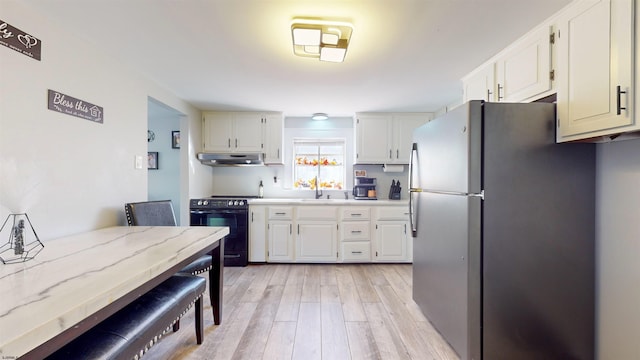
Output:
[
  {"left": 418, "top": 189, "right": 484, "bottom": 199},
  {"left": 409, "top": 143, "right": 419, "bottom": 237}
]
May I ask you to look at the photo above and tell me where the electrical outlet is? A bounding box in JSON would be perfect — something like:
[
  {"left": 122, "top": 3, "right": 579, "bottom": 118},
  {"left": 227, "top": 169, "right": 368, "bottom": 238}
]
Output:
[{"left": 134, "top": 155, "right": 144, "bottom": 169}]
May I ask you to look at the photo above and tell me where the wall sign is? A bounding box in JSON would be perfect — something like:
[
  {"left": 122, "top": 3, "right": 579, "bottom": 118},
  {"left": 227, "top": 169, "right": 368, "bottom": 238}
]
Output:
[
  {"left": 0, "top": 20, "right": 41, "bottom": 61},
  {"left": 47, "top": 89, "right": 104, "bottom": 124}
]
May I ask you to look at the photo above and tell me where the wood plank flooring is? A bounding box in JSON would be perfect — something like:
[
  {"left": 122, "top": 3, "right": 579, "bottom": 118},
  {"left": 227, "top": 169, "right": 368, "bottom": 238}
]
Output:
[{"left": 144, "top": 264, "right": 459, "bottom": 360}]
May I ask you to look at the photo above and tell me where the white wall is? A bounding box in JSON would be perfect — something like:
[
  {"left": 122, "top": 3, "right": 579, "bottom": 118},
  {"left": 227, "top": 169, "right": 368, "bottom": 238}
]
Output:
[
  {"left": 596, "top": 139, "right": 640, "bottom": 360},
  {"left": 0, "top": 1, "right": 210, "bottom": 239}
]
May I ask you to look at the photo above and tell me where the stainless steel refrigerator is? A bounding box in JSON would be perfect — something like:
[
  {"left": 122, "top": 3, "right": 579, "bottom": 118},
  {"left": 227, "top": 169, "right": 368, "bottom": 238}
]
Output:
[{"left": 409, "top": 101, "right": 595, "bottom": 360}]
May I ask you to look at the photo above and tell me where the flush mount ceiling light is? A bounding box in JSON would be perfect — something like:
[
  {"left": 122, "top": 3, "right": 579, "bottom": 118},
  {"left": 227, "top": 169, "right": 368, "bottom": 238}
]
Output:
[
  {"left": 291, "top": 18, "right": 353, "bottom": 63},
  {"left": 311, "top": 113, "right": 329, "bottom": 121}
]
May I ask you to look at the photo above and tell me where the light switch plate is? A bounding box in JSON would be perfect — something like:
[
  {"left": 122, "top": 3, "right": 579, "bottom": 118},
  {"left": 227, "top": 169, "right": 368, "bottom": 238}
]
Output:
[{"left": 135, "top": 155, "right": 144, "bottom": 169}]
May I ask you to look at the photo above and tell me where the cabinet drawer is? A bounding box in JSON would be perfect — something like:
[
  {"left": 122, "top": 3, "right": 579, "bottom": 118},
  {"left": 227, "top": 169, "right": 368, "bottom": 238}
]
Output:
[
  {"left": 340, "top": 207, "right": 370, "bottom": 220},
  {"left": 342, "top": 242, "right": 371, "bottom": 262},
  {"left": 341, "top": 222, "right": 370, "bottom": 241},
  {"left": 268, "top": 207, "right": 293, "bottom": 220},
  {"left": 375, "top": 206, "right": 410, "bottom": 220},
  {"left": 296, "top": 206, "right": 337, "bottom": 220}
]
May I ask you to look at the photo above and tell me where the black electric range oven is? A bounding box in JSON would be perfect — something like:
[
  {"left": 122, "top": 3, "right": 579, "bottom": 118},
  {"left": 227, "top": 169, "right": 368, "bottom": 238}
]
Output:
[{"left": 189, "top": 196, "right": 257, "bottom": 267}]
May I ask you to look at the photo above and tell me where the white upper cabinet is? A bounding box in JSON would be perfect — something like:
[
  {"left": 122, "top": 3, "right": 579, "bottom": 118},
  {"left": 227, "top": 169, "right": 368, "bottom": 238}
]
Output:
[
  {"left": 463, "top": 25, "right": 553, "bottom": 103},
  {"left": 263, "top": 113, "right": 284, "bottom": 164},
  {"left": 233, "top": 113, "right": 264, "bottom": 152},
  {"left": 495, "top": 25, "right": 553, "bottom": 102},
  {"left": 463, "top": 63, "right": 496, "bottom": 102},
  {"left": 355, "top": 114, "right": 392, "bottom": 164},
  {"left": 394, "top": 114, "right": 431, "bottom": 163},
  {"left": 355, "top": 113, "right": 431, "bottom": 164},
  {"left": 202, "top": 112, "right": 264, "bottom": 152},
  {"left": 556, "top": 0, "right": 635, "bottom": 142}
]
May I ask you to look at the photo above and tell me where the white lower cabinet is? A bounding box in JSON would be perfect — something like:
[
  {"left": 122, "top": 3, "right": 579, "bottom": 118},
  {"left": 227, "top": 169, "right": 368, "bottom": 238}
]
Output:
[
  {"left": 295, "top": 206, "right": 338, "bottom": 262},
  {"left": 373, "top": 206, "right": 412, "bottom": 263},
  {"left": 267, "top": 206, "right": 294, "bottom": 262},
  {"left": 249, "top": 205, "right": 267, "bottom": 262},
  {"left": 268, "top": 221, "right": 294, "bottom": 262},
  {"left": 374, "top": 221, "right": 410, "bottom": 262},
  {"left": 258, "top": 203, "right": 411, "bottom": 263},
  {"left": 296, "top": 221, "right": 338, "bottom": 262},
  {"left": 340, "top": 207, "right": 372, "bottom": 262},
  {"left": 341, "top": 241, "right": 371, "bottom": 262}
]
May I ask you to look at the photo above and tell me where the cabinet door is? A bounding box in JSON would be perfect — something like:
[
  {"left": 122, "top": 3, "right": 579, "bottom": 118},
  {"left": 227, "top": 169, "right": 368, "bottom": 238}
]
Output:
[
  {"left": 202, "top": 112, "right": 233, "bottom": 152},
  {"left": 264, "top": 113, "right": 284, "bottom": 164},
  {"left": 463, "top": 63, "right": 496, "bottom": 102},
  {"left": 268, "top": 221, "right": 294, "bottom": 262},
  {"left": 495, "top": 25, "right": 552, "bottom": 102},
  {"left": 355, "top": 114, "right": 392, "bottom": 164},
  {"left": 233, "top": 113, "right": 264, "bottom": 152},
  {"left": 249, "top": 205, "right": 267, "bottom": 262},
  {"left": 556, "top": 0, "right": 634, "bottom": 141},
  {"left": 393, "top": 114, "right": 431, "bottom": 163},
  {"left": 375, "top": 221, "right": 409, "bottom": 262},
  {"left": 296, "top": 222, "right": 338, "bottom": 262}
]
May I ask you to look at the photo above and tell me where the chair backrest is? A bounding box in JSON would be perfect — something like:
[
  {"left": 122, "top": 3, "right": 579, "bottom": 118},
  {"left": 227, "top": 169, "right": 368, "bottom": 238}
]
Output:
[{"left": 125, "top": 200, "right": 177, "bottom": 226}]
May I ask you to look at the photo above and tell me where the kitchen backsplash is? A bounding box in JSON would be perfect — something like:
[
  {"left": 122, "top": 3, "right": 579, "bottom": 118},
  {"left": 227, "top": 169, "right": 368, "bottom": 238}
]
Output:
[{"left": 209, "top": 164, "right": 408, "bottom": 200}]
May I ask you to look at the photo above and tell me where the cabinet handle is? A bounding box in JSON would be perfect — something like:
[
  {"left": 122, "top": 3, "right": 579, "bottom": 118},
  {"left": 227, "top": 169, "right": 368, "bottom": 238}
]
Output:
[
  {"left": 297, "top": 224, "right": 300, "bottom": 234},
  {"left": 228, "top": 138, "right": 231, "bottom": 148},
  {"left": 290, "top": 224, "right": 292, "bottom": 234},
  {"left": 487, "top": 89, "right": 493, "bottom": 101},
  {"left": 350, "top": 213, "right": 362, "bottom": 216},
  {"left": 389, "top": 149, "right": 392, "bottom": 159},
  {"left": 404, "top": 223, "right": 407, "bottom": 234},
  {"left": 351, "top": 251, "right": 363, "bottom": 254},
  {"left": 277, "top": 148, "right": 280, "bottom": 159},
  {"left": 396, "top": 149, "right": 399, "bottom": 159},
  {"left": 497, "top": 84, "right": 504, "bottom": 101},
  {"left": 617, "top": 86, "right": 627, "bottom": 115},
  {"left": 235, "top": 138, "right": 238, "bottom": 148},
  {"left": 251, "top": 212, "right": 254, "bottom": 222},
  {"left": 275, "top": 212, "right": 286, "bottom": 215},
  {"left": 351, "top": 230, "right": 362, "bottom": 234}
]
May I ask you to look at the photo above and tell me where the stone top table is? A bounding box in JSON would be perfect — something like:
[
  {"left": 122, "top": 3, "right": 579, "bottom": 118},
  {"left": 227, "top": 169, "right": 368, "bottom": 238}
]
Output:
[{"left": 0, "top": 225, "right": 228, "bottom": 359}]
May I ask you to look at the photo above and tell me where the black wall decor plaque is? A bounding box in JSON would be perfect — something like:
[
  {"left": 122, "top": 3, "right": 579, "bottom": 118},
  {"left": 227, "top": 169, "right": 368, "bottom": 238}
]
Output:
[
  {"left": 48, "top": 90, "right": 104, "bottom": 124},
  {"left": 0, "top": 20, "right": 41, "bottom": 61}
]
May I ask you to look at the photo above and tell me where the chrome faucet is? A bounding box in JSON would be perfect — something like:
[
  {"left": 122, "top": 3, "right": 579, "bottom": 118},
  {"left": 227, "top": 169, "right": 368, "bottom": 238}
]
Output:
[{"left": 315, "top": 176, "right": 323, "bottom": 199}]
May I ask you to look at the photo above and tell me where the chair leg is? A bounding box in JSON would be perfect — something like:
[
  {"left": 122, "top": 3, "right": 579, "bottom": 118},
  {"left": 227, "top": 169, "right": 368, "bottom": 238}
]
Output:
[{"left": 195, "top": 296, "right": 203, "bottom": 344}]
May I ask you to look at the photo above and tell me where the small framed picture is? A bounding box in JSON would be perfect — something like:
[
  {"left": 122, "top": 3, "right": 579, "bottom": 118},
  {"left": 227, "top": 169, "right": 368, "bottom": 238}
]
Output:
[
  {"left": 171, "top": 131, "right": 180, "bottom": 149},
  {"left": 354, "top": 169, "right": 367, "bottom": 177},
  {"left": 148, "top": 152, "right": 159, "bottom": 170}
]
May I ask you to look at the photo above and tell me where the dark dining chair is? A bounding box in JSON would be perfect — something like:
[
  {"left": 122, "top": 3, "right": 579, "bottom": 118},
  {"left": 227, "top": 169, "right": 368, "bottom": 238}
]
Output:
[{"left": 124, "top": 200, "right": 215, "bottom": 319}]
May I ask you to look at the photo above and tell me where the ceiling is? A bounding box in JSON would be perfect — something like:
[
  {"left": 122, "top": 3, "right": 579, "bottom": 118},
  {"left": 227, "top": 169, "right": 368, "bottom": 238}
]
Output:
[{"left": 22, "top": 0, "right": 572, "bottom": 117}]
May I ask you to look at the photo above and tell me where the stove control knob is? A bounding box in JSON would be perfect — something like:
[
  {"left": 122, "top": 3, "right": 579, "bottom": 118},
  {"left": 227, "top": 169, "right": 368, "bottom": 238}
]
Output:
[
  {"left": 197, "top": 200, "right": 202, "bottom": 206},
  {"left": 228, "top": 200, "right": 233, "bottom": 206},
  {"left": 239, "top": 200, "right": 245, "bottom": 206},
  {"left": 203, "top": 200, "right": 209, "bottom": 206},
  {"left": 232, "top": 200, "right": 238, "bottom": 206}
]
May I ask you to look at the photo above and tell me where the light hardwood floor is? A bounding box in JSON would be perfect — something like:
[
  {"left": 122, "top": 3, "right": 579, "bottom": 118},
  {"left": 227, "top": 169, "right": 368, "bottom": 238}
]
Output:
[{"left": 144, "top": 264, "right": 459, "bottom": 360}]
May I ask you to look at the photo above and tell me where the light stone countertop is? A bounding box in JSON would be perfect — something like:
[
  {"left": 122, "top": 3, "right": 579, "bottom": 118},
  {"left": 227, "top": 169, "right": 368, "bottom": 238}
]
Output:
[
  {"left": 248, "top": 198, "right": 409, "bottom": 206},
  {"left": 0, "top": 225, "right": 228, "bottom": 358}
]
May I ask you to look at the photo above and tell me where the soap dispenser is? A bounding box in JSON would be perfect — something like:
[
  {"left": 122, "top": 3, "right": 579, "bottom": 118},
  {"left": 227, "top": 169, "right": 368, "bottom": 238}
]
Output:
[{"left": 258, "top": 180, "right": 264, "bottom": 198}]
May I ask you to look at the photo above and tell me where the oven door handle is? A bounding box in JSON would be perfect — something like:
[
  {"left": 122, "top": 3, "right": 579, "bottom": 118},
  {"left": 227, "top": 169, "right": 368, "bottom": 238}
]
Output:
[{"left": 190, "top": 209, "right": 246, "bottom": 215}]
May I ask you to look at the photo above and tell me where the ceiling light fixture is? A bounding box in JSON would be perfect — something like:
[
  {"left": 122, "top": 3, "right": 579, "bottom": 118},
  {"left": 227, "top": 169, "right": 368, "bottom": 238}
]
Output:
[
  {"left": 291, "top": 18, "right": 353, "bottom": 63},
  {"left": 311, "top": 113, "right": 329, "bottom": 121}
]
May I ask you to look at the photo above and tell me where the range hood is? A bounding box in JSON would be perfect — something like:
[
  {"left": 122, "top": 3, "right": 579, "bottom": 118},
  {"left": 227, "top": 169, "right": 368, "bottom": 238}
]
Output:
[{"left": 197, "top": 152, "right": 264, "bottom": 166}]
